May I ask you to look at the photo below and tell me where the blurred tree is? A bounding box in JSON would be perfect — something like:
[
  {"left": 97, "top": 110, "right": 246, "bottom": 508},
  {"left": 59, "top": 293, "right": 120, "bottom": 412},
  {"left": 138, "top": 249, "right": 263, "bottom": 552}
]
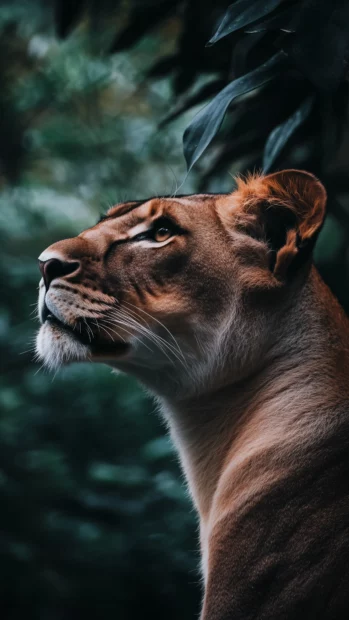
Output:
[{"left": 0, "top": 1, "right": 199, "bottom": 618}]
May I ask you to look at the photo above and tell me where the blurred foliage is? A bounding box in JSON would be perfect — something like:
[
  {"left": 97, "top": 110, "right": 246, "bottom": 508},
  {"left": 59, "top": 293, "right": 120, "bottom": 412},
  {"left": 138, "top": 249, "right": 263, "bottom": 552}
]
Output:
[
  {"left": 0, "top": 1, "right": 199, "bottom": 618},
  {"left": 1, "top": 0, "right": 349, "bottom": 618}
]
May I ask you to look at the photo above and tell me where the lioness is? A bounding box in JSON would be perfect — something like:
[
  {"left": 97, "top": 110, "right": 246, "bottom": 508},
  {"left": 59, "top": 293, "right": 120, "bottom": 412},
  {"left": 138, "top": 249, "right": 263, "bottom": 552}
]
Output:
[{"left": 36, "top": 170, "right": 349, "bottom": 619}]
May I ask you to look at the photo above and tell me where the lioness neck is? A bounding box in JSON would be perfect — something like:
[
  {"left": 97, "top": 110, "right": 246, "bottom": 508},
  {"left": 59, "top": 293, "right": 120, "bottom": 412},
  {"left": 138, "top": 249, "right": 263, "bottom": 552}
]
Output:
[{"left": 160, "top": 268, "right": 349, "bottom": 526}]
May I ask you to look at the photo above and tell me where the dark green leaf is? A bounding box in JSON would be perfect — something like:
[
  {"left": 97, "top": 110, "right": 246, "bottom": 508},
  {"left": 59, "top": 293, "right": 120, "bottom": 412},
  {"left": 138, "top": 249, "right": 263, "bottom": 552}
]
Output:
[
  {"left": 159, "top": 79, "right": 226, "bottom": 127},
  {"left": 263, "top": 96, "right": 314, "bottom": 172},
  {"left": 183, "top": 52, "right": 285, "bottom": 172},
  {"left": 207, "top": 0, "right": 285, "bottom": 46}
]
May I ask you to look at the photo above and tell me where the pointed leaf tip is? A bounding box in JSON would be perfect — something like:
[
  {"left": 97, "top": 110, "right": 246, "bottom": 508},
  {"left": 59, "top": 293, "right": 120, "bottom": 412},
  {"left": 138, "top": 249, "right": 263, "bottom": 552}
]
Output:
[{"left": 209, "top": 0, "right": 284, "bottom": 45}]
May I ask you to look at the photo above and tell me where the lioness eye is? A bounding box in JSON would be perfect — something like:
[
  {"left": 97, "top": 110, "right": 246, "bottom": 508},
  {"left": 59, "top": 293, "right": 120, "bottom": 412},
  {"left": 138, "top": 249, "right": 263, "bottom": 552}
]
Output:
[
  {"left": 132, "top": 217, "right": 180, "bottom": 243},
  {"left": 153, "top": 226, "right": 172, "bottom": 243}
]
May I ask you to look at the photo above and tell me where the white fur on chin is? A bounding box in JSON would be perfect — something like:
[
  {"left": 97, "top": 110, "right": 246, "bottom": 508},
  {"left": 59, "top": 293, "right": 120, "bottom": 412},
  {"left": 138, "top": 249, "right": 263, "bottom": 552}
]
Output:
[{"left": 36, "top": 322, "right": 90, "bottom": 370}]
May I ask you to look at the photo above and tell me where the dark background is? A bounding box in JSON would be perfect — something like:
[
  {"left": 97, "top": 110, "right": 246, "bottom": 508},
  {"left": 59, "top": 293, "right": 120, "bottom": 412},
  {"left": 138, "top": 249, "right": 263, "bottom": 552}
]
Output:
[{"left": 1, "top": 1, "right": 349, "bottom": 618}]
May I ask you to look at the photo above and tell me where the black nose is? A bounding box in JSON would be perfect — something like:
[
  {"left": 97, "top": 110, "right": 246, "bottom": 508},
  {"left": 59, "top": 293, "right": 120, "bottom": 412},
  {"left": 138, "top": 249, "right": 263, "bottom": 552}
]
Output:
[{"left": 39, "top": 258, "right": 80, "bottom": 290}]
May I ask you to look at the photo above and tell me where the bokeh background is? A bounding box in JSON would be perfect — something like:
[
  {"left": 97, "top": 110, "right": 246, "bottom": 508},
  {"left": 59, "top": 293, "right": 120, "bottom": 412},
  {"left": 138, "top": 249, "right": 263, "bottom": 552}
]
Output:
[{"left": 1, "top": 1, "right": 349, "bottom": 618}]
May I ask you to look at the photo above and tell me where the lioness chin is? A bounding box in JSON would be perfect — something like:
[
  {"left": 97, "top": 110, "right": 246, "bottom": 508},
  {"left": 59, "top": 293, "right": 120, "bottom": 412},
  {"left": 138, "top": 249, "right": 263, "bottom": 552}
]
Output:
[{"left": 36, "top": 170, "right": 349, "bottom": 619}]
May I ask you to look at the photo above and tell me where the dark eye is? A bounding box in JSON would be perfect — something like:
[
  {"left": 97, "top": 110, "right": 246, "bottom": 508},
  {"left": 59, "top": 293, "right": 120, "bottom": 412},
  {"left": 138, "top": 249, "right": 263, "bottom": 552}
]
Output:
[
  {"left": 147, "top": 218, "right": 177, "bottom": 243},
  {"left": 152, "top": 223, "right": 172, "bottom": 243},
  {"left": 133, "top": 217, "right": 181, "bottom": 243}
]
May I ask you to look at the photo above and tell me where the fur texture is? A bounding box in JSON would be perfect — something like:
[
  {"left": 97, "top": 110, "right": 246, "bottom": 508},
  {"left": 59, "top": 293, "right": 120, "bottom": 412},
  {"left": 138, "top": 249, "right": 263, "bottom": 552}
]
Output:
[{"left": 36, "top": 170, "right": 349, "bottom": 619}]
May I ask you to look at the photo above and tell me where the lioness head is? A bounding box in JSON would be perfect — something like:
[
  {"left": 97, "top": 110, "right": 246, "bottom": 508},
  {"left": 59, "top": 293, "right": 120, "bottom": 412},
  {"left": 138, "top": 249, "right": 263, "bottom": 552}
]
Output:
[{"left": 36, "top": 170, "right": 326, "bottom": 396}]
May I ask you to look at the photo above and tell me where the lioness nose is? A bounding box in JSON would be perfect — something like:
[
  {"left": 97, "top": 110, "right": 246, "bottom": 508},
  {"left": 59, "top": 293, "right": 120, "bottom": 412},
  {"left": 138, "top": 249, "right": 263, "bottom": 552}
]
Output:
[{"left": 39, "top": 257, "right": 80, "bottom": 290}]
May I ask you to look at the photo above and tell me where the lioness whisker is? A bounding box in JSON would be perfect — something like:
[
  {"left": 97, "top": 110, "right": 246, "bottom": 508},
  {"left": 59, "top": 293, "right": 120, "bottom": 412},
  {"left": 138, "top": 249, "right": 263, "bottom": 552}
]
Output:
[
  {"left": 98, "top": 315, "right": 155, "bottom": 354},
  {"left": 105, "top": 308, "right": 188, "bottom": 368},
  {"left": 123, "top": 300, "right": 185, "bottom": 359},
  {"left": 111, "top": 305, "right": 185, "bottom": 361},
  {"left": 102, "top": 309, "right": 177, "bottom": 364}
]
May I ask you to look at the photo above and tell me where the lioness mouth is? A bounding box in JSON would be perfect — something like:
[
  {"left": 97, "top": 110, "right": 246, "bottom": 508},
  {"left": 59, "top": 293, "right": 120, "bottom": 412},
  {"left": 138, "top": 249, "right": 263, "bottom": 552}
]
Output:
[{"left": 42, "top": 304, "right": 128, "bottom": 356}]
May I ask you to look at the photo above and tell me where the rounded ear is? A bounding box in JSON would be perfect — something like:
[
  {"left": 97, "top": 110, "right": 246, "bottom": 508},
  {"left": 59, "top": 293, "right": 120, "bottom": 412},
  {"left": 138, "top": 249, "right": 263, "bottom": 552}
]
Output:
[{"left": 225, "top": 169, "right": 327, "bottom": 280}]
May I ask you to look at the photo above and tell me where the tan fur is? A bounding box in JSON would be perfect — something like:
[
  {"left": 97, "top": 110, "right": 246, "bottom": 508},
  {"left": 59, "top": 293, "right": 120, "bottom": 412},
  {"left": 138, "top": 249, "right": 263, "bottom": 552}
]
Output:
[{"left": 36, "top": 170, "right": 349, "bottom": 619}]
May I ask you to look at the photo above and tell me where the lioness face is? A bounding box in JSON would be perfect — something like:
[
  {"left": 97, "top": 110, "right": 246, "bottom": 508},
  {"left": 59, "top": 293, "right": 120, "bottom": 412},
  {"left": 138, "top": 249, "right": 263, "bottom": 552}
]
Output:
[
  {"left": 36, "top": 195, "right": 240, "bottom": 387},
  {"left": 36, "top": 171, "right": 326, "bottom": 395}
]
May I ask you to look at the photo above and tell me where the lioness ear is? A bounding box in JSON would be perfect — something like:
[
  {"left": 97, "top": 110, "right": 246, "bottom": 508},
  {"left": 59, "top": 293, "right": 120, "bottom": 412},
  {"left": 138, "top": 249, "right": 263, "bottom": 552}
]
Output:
[{"left": 227, "top": 169, "right": 327, "bottom": 280}]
